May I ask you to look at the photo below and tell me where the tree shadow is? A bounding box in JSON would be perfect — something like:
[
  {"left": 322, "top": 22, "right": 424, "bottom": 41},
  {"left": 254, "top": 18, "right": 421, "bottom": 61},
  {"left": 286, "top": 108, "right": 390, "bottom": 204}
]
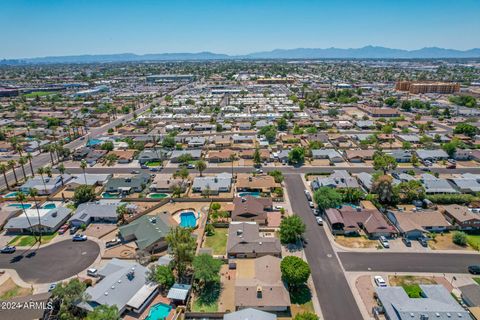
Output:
[
  {"left": 290, "top": 284, "right": 312, "bottom": 305},
  {"left": 196, "top": 282, "right": 221, "bottom": 306},
  {"left": 10, "top": 255, "right": 23, "bottom": 263}
]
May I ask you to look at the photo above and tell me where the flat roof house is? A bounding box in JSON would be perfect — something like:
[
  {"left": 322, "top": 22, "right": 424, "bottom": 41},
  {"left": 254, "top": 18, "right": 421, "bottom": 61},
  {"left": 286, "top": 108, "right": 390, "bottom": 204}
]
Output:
[
  {"left": 235, "top": 255, "right": 291, "bottom": 312},
  {"left": 227, "top": 222, "right": 281, "bottom": 258},
  {"left": 232, "top": 196, "right": 272, "bottom": 225},
  {"left": 66, "top": 173, "right": 111, "bottom": 190},
  {"left": 118, "top": 214, "right": 173, "bottom": 253},
  {"left": 191, "top": 172, "right": 232, "bottom": 195},
  {"left": 79, "top": 259, "right": 158, "bottom": 315},
  {"left": 376, "top": 285, "right": 471, "bottom": 320},
  {"left": 5, "top": 207, "right": 72, "bottom": 234}
]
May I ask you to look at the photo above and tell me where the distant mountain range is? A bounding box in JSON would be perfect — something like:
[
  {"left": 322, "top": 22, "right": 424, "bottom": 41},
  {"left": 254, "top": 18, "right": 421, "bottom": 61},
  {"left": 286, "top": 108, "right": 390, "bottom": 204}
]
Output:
[{"left": 3, "top": 46, "right": 480, "bottom": 64}]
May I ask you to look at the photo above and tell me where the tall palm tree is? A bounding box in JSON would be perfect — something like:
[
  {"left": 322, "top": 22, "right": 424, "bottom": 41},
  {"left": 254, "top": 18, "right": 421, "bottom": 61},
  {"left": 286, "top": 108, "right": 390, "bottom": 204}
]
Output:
[
  {"left": 18, "top": 157, "right": 28, "bottom": 181},
  {"left": 7, "top": 160, "right": 18, "bottom": 185},
  {"left": 80, "top": 160, "right": 88, "bottom": 184},
  {"left": 46, "top": 144, "right": 55, "bottom": 166},
  {"left": 0, "top": 163, "right": 10, "bottom": 190},
  {"left": 16, "top": 145, "right": 24, "bottom": 158},
  {"left": 29, "top": 188, "right": 42, "bottom": 244},
  {"left": 57, "top": 163, "right": 66, "bottom": 186},
  {"left": 16, "top": 192, "right": 37, "bottom": 242},
  {"left": 37, "top": 167, "right": 47, "bottom": 194},
  {"left": 26, "top": 153, "right": 34, "bottom": 177}
]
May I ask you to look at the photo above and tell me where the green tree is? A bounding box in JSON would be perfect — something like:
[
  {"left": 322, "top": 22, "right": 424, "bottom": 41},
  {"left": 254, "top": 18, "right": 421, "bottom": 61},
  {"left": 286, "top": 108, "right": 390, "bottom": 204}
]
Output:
[
  {"left": 313, "top": 187, "right": 342, "bottom": 211},
  {"left": 442, "top": 141, "right": 459, "bottom": 158},
  {"left": 80, "top": 159, "right": 88, "bottom": 184},
  {"left": 100, "top": 141, "right": 114, "bottom": 151},
  {"left": 373, "top": 151, "right": 397, "bottom": 174},
  {"left": 279, "top": 215, "right": 306, "bottom": 244},
  {"left": 16, "top": 192, "right": 37, "bottom": 241},
  {"left": 7, "top": 160, "right": 18, "bottom": 185},
  {"left": 193, "top": 254, "right": 223, "bottom": 286},
  {"left": 116, "top": 204, "right": 128, "bottom": 224},
  {"left": 86, "top": 305, "right": 120, "bottom": 320},
  {"left": 50, "top": 278, "right": 87, "bottom": 320},
  {"left": 277, "top": 117, "right": 288, "bottom": 131},
  {"left": 29, "top": 188, "right": 43, "bottom": 243},
  {"left": 166, "top": 227, "right": 196, "bottom": 280},
  {"left": 195, "top": 160, "right": 207, "bottom": 177},
  {"left": 384, "top": 97, "right": 397, "bottom": 107},
  {"left": 372, "top": 175, "right": 397, "bottom": 205},
  {"left": 148, "top": 265, "right": 175, "bottom": 292},
  {"left": 280, "top": 256, "right": 311, "bottom": 288},
  {"left": 73, "top": 185, "right": 96, "bottom": 206},
  {"left": 452, "top": 231, "right": 467, "bottom": 246},
  {"left": 0, "top": 163, "right": 9, "bottom": 190},
  {"left": 395, "top": 180, "right": 425, "bottom": 203},
  {"left": 268, "top": 170, "right": 284, "bottom": 183},
  {"left": 339, "top": 187, "right": 365, "bottom": 204},
  {"left": 162, "top": 136, "right": 176, "bottom": 148},
  {"left": 454, "top": 123, "right": 478, "bottom": 138},
  {"left": 253, "top": 147, "right": 261, "bottom": 166},
  {"left": 288, "top": 147, "right": 305, "bottom": 165},
  {"left": 294, "top": 312, "right": 318, "bottom": 320}
]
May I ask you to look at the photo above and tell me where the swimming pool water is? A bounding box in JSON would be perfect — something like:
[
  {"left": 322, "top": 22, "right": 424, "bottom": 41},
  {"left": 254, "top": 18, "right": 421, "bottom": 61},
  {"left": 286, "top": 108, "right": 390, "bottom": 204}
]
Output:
[
  {"left": 3, "top": 192, "right": 18, "bottom": 198},
  {"left": 180, "top": 211, "right": 197, "bottom": 228},
  {"left": 148, "top": 193, "right": 169, "bottom": 199},
  {"left": 146, "top": 303, "right": 172, "bottom": 320},
  {"left": 8, "top": 203, "right": 32, "bottom": 209},
  {"left": 42, "top": 203, "right": 56, "bottom": 209},
  {"left": 102, "top": 192, "right": 120, "bottom": 199},
  {"left": 238, "top": 191, "right": 261, "bottom": 198}
]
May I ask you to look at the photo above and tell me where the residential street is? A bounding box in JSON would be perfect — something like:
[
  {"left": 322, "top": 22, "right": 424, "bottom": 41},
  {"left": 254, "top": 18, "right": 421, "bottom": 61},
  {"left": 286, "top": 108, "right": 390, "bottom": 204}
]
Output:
[{"left": 285, "top": 174, "right": 363, "bottom": 320}]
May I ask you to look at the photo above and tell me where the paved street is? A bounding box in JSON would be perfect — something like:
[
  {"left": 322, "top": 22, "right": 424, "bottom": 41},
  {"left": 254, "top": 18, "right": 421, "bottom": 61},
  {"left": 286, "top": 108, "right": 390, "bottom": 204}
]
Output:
[
  {"left": 285, "top": 174, "right": 363, "bottom": 320},
  {"left": 339, "top": 252, "right": 480, "bottom": 273},
  {"left": 0, "top": 240, "right": 99, "bottom": 283}
]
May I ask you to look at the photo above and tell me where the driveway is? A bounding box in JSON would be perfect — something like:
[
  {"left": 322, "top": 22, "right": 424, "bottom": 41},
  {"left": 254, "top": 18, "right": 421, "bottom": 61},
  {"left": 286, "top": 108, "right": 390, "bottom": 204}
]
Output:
[
  {"left": 285, "top": 174, "right": 362, "bottom": 320},
  {"left": 0, "top": 240, "right": 100, "bottom": 283},
  {"left": 339, "top": 252, "right": 480, "bottom": 273}
]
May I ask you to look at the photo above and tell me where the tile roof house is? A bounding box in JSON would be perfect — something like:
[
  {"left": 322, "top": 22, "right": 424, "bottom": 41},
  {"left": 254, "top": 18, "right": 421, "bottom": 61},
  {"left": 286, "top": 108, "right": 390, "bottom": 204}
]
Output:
[
  {"left": 79, "top": 259, "right": 158, "bottom": 315},
  {"left": 311, "top": 170, "right": 360, "bottom": 190},
  {"left": 344, "top": 149, "right": 375, "bottom": 162},
  {"left": 235, "top": 255, "right": 291, "bottom": 312},
  {"left": 227, "top": 222, "right": 281, "bottom": 258},
  {"left": 107, "top": 149, "right": 136, "bottom": 163},
  {"left": 376, "top": 285, "right": 471, "bottom": 320},
  {"left": 324, "top": 206, "right": 397, "bottom": 238},
  {"left": 232, "top": 196, "right": 273, "bottom": 225},
  {"left": 387, "top": 209, "right": 451, "bottom": 239},
  {"left": 150, "top": 174, "right": 188, "bottom": 193},
  {"left": 440, "top": 205, "right": 480, "bottom": 231},
  {"left": 118, "top": 213, "right": 174, "bottom": 253},
  {"left": 207, "top": 149, "right": 236, "bottom": 163},
  {"left": 236, "top": 174, "right": 278, "bottom": 193},
  {"left": 192, "top": 172, "right": 232, "bottom": 195}
]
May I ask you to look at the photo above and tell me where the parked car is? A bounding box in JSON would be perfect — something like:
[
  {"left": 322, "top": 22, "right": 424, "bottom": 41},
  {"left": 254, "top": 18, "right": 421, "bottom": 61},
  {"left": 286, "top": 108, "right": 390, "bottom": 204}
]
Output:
[
  {"left": 304, "top": 190, "right": 312, "bottom": 201},
  {"left": 69, "top": 226, "right": 79, "bottom": 235},
  {"left": 374, "top": 275, "right": 387, "bottom": 287},
  {"left": 131, "top": 170, "right": 140, "bottom": 174},
  {"left": 379, "top": 236, "right": 390, "bottom": 248},
  {"left": 87, "top": 268, "right": 98, "bottom": 277},
  {"left": 0, "top": 246, "right": 16, "bottom": 253},
  {"left": 58, "top": 224, "right": 70, "bottom": 235},
  {"left": 274, "top": 205, "right": 284, "bottom": 211},
  {"left": 312, "top": 208, "right": 319, "bottom": 216},
  {"left": 72, "top": 234, "right": 87, "bottom": 241},
  {"left": 105, "top": 238, "right": 121, "bottom": 248},
  {"left": 468, "top": 265, "right": 480, "bottom": 275},
  {"left": 308, "top": 201, "right": 315, "bottom": 208},
  {"left": 255, "top": 168, "right": 263, "bottom": 174},
  {"left": 402, "top": 237, "right": 412, "bottom": 247},
  {"left": 140, "top": 165, "right": 148, "bottom": 169},
  {"left": 187, "top": 163, "right": 195, "bottom": 169},
  {"left": 446, "top": 163, "right": 456, "bottom": 169},
  {"left": 48, "top": 283, "right": 57, "bottom": 292},
  {"left": 418, "top": 236, "right": 429, "bottom": 247},
  {"left": 316, "top": 217, "right": 323, "bottom": 226}
]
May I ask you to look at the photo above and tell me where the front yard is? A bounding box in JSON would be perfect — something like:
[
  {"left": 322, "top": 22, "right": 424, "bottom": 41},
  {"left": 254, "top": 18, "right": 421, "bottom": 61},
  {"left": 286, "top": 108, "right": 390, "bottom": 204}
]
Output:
[
  {"left": 428, "top": 232, "right": 479, "bottom": 251},
  {"left": 203, "top": 228, "right": 228, "bottom": 255},
  {"left": 0, "top": 278, "right": 33, "bottom": 300},
  {"left": 388, "top": 275, "right": 437, "bottom": 298},
  {"left": 290, "top": 285, "right": 315, "bottom": 317},
  {"left": 335, "top": 235, "right": 379, "bottom": 249},
  {"left": 8, "top": 233, "right": 58, "bottom": 247}
]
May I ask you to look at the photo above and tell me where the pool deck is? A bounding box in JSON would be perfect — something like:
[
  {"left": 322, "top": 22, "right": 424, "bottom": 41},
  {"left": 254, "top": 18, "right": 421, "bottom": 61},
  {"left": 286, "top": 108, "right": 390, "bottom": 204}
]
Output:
[{"left": 124, "top": 295, "right": 173, "bottom": 320}]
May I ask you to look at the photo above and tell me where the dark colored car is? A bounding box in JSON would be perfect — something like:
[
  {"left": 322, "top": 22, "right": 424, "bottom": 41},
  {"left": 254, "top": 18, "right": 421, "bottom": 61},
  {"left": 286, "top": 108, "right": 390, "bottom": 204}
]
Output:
[
  {"left": 468, "top": 265, "right": 480, "bottom": 275},
  {"left": 402, "top": 238, "right": 412, "bottom": 247},
  {"left": 418, "top": 237, "right": 428, "bottom": 247}
]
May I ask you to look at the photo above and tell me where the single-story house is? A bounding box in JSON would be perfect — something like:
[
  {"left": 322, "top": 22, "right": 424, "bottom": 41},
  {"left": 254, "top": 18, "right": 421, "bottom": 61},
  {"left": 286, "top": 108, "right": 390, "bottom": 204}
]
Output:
[
  {"left": 387, "top": 209, "right": 451, "bottom": 239},
  {"left": 227, "top": 222, "right": 281, "bottom": 258},
  {"left": 149, "top": 174, "right": 188, "bottom": 193},
  {"left": 356, "top": 172, "right": 373, "bottom": 191},
  {"left": 108, "top": 150, "right": 136, "bottom": 163},
  {"left": 19, "top": 174, "right": 73, "bottom": 196},
  {"left": 5, "top": 207, "right": 72, "bottom": 234},
  {"left": 311, "top": 149, "right": 344, "bottom": 163},
  {"left": 207, "top": 149, "right": 236, "bottom": 163},
  {"left": 66, "top": 173, "right": 111, "bottom": 190},
  {"left": 170, "top": 149, "right": 202, "bottom": 163},
  {"left": 191, "top": 172, "right": 232, "bottom": 195},
  {"left": 311, "top": 170, "right": 360, "bottom": 190},
  {"left": 385, "top": 149, "right": 412, "bottom": 163},
  {"left": 104, "top": 173, "right": 151, "bottom": 195},
  {"left": 79, "top": 259, "right": 158, "bottom": 315},
  {"left": 416, "top": 149, "right": 449, "bottom": 163},
  {"left": 232, "top": 196, "right": 272, "bottom": 225},
  {"left": 441, "top": 205, "right": 480, "bottom": 231},
  {"left": 460, "top": 284, "right": 480, "bottom": 307},
  {"left": 344, "top": 149, "right": 375, "bottom": 163},
  {"left": 69, "top": 201, "right": 133, "bottom": 227},
  {"left": 421, "top": 174, "right": 459, "bottom": 194},
  {"left": 224, "top": 308, "right": 277, "bottom": 320},
  {"left": 236, "top": 174, "right": 278, "bottom": 193}
]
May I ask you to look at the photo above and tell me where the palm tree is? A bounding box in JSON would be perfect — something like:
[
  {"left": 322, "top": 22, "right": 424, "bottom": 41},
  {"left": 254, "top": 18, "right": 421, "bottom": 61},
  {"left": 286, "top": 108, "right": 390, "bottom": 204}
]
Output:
[
  {"left": 0, "top": 163, "right": 10, "bottom": 190},
  {"left": 57, "top": 163, "right": 66, "bottom": 186},
  {"left": 44, "top": 166, "right": 52, "bottom": 178},
  {"left": 16, "top": 192, "right": 37, "bottom": 242},
  {"left": 46, "top": 144, "right": 55, "bottom": 166},
  {"left": 29, "top": 188, "right": 42, "bottom": 244},
  {"left": 7, "top": 160, "right": 18, "bottom": 185},
  {"left": 80, "top": 160, "right": 88, "bottom": 184},
  {"left": 37, "top": 167, "right": 47, "bottom": 194},
  {"left": 26, "top": 152, "right": 34, "bottom": 177},
  {"left": 18, "top": 157, "right": 28, "bottom": 181},
  {"left": 116, "top": 204, "right": 128, "bottom": 225},
  {"left": 195, "top": 160, "right": 207, "bottom": 177}
]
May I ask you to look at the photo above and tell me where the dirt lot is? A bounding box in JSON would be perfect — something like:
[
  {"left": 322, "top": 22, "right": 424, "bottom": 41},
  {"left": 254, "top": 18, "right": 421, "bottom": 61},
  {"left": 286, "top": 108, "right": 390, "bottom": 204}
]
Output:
[
  {"left": 335, "top": 235, "right": 379, "bottom": 249},
  {"left": 85, "top": 224, "right": 118, "bottom": 239},
  {"left": 428, "top": 233, "right": 474, "bottom": 251},
  {"left": 0, "top": 278, "right": 32, "bottom": 300},
  {"left": 388, "top": 275, "right": 437, "bottom": 287},
  {"left": 355, "top": 275, "right": 376, "bottom": 316},
  {"left": 103, "top": 243, "right": 137, "bottom": 259}
]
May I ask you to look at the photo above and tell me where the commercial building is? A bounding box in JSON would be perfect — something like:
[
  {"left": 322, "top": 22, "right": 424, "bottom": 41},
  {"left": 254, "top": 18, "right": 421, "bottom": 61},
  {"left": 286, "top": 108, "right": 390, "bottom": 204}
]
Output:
[{"left": 395, "top": 81, "right": 460, "bottom": 94}]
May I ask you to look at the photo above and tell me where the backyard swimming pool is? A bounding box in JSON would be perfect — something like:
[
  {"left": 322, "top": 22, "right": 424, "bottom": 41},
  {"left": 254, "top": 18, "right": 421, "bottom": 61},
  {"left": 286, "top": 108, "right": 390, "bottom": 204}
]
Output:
[
  {"left": 145, "top": 303, "right": 172, "bottom": 320},
  {"left": 8, "top": 203, "right": 32, "bottom": 209},
  {"left": 148, "top": 193, "right": 169, "bottom": 199},
  {"left": 102, "top": 192, "right": 120, "bottom": 199},
  {"left": 3, "top": 191, "right": 18, "bottom": 198},
  {"left": 238, "top": 191, "right": 261, "bottom": 198},
  {"left": 180, "top": 211, "right": 197, "bottom": 228},
  {"left": 42, "top": 203, "right": 57, "bottom": 209}
]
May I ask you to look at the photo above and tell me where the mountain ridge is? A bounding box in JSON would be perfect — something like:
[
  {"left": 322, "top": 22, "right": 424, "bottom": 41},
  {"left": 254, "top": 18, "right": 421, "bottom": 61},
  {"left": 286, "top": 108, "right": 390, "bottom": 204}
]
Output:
[{"left": 3, "top": 46, "right": 480, "bottom": 64}]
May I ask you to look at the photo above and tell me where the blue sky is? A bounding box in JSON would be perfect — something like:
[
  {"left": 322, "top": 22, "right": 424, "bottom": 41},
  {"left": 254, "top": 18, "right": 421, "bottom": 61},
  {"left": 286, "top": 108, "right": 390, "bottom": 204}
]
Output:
[{"left": 1, "top": 0, "right": 479, "bottom": 58}]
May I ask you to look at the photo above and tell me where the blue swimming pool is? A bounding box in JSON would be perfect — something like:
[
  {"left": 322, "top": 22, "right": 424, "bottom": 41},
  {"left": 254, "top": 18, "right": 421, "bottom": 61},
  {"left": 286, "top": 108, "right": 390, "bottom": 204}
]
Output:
[
  {"left": 180, "top": 211, "right": 197, "bottom": 228},
  {"left": 146, "top": 303, "right": 172, "bottom": 320},
  {"left": 3, "top": 191, "right": 18, "bottom": 198},
  {"left": 102, "top": 192, "right": 120, "bottom": 199},
  {"left": 8, "top": 203, "right": 32, "bottom": 209},
  {"left": 87, "top": 138, "right": 103, "bottom": 147},
  {"left": 238, "top": 191, "right": 261, "bottom": 198},
  {"left": 42, "top": 203, "right": 56, "bottom": 209}
]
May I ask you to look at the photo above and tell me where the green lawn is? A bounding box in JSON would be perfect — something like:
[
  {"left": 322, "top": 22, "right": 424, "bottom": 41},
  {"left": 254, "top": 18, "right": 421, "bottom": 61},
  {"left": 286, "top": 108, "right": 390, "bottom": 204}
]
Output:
[
  {"left": 146, "top": 161, "right": 162, "bottom": 167},
  {"left": 23, "top": 91, "right": 55, "bottom": 98},
  {"left": 203, "top": 228, "right": 228, "bottom": 255},
  {"left": 9, "top": 233, "right": 58, "bottom": 247},
  {"left": 191, "top": 299, "right": 218, "bottom": 312},
  {"left": 402, "top": 284, "right": 423, "bottom": 298},
  {"left": 473, "top": 278, "right": 480, "bottom": 285},
  {"left": 467, "top": 234, "right": 480, "bottom": 250},
  {"left": 289, "top": 285, "right": 315, "bottom": 317}
]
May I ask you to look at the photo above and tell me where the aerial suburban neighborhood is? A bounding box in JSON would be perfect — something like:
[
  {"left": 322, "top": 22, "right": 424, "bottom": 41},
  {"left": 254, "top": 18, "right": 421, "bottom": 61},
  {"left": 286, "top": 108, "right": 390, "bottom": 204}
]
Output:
[{"left": 1, "top": 2, "right": 480, "bottom": 320}]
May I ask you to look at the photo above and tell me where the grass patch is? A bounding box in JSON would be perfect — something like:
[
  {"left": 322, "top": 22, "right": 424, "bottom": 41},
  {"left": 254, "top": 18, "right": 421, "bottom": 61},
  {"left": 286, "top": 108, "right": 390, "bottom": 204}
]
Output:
[
  {"left": 473, "top": 278, "right": 480, "bottom": 285},
  {"left": 191, "top": 282, "right": 220, "bottom": 312},
  {"left": 0, "top": 279, "right": 32, "bottom": 300},
  {"left": 203, "top": 228, "right": 228, "bottom": 255},
  {"left": 403, "top": 284, "right": 423, "bottom": 298},
  {"left": 467, "top": 234, "right": 480, "bottom": 250},
  {"left": 8, "top": 233, "right": 58, "bottom": 247},
  {"left": 146, "top": 161, "right": 162, "bottom": 167},
  {"left": 23, "top": 91, "right": 55, "bottom": 98},
  {"left": 388, "top": 275, "right": 437, "bottom": 298},
  {"left": 290, "top": 285, "right": 314, "bottom": 317}
]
